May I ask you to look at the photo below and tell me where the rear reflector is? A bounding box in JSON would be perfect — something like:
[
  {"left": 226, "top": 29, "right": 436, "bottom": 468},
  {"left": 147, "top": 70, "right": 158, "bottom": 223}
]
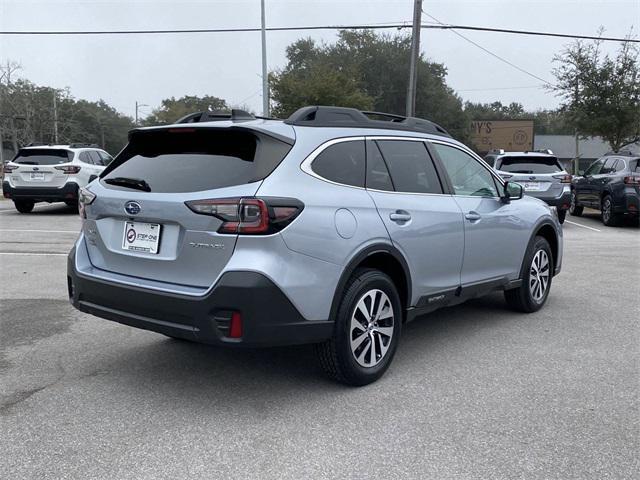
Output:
[{"left": 229, "top": 312, "right": 243, "bottom": 338}]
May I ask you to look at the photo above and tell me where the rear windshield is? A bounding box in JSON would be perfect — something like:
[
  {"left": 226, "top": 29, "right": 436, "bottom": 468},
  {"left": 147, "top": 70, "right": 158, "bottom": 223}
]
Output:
[
  {"left": 631, "top": 159, "right": 639, "bottom": 173},
  {"left": 102, "top": 129, "right": 292, "bottom": 193},
  {"left": 498, "top": 156, "right": 562, "bottom": 174},
  {"left": 13, "top": 149, "right": 73, "bottom": 165}
]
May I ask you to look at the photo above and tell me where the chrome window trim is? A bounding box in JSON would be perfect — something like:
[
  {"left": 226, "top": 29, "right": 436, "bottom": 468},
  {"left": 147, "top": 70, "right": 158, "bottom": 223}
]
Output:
[{"left": 300, "top": 135, "right": 455, "bottom": 197}]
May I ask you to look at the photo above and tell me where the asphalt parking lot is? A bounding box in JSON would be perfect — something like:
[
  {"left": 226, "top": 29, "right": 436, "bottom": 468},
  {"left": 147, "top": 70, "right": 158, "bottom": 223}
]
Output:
[{"left": 0, "top": 199, "right": 638, "bottom": 480}]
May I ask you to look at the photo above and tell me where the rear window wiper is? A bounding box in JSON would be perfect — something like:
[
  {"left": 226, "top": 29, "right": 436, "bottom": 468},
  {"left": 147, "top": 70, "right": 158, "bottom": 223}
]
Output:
[{"left": 104, "top": 177, "right": 151, "bottom": 192}]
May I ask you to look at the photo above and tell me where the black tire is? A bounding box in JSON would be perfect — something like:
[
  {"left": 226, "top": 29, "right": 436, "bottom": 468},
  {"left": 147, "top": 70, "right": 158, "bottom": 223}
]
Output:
[
  {"left": 569, "top": 190, "right": 583, "bottom": 216},
  {"left": 601, "top": 195, "right": 619, "bottom": 227},
  {"left": 14, "top": 200, "right": 34, "bottom": 213},
  {"left": 557, "top": 209, "right": 566, "bottom": 224},
  {"left": 316, "top": 268, "right": 402, "bottom": 386},
  {"left": 504, "top": 236, "right": 553, "bottom": 313}
]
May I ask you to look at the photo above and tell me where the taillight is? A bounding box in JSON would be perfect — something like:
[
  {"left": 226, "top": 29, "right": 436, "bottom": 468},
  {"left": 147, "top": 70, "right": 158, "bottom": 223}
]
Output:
[
  {"left": 78, "top": 187, "right": 96, "bottom": 219},
  {"left": 624, "top": 175, "right": 640, "bottom": 185},
  {"left": 185, "top": 197, "right": 303, "bottom": 235},
  {"left": 552, "top": 174, "right": 573, "bottom": 183},
  {"left": 55, "top": 165, "right": 81, "bottom": 174},
  {"left": 3, "top": 164, "right": 18, "bottom": 174}
]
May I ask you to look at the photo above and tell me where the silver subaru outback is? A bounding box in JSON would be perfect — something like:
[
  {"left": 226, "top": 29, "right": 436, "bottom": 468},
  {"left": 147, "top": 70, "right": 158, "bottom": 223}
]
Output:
[{"left": 68, "top": 106, "right": 563, "bottom": 385}]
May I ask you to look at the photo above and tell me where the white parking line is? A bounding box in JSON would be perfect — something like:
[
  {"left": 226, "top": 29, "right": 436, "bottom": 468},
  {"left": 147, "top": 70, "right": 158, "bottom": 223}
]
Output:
[
  {"left": 565, "top": 220, "right": 602, "bottom": 232},
  {"left": 0, "top": 229, "right": 79, "bottom": 233},
  {"left": 0, "top": 252, "right": 68, "bottom": 256}
]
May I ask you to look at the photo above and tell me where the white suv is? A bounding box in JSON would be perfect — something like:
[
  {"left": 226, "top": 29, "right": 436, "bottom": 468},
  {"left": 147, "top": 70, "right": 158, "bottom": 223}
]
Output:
[{"left": 2, "top": 143, "right": 112, "bottom": 213}]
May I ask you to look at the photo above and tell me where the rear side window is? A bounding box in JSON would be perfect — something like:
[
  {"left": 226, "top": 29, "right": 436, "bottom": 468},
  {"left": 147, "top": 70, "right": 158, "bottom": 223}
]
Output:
[
  {"left": 13, "top": 149, "right": 73, "bottom": 165},
  {"left": 365, "top": 141, "right": 394, "bottom": 192},
  {"left": 631, "top": 159, "right": 639, "bottom": 173},
  {"left": 103, "top": 129, "right": 291, "bottom": 193},
  {"left": 79, "top": 152, "right": 93, "bottom": 164},
  {"left": 311, "top": 140, "right": 365, "bottom": 188},
  {"left": 498, "top": 156, "right": 562, "bottom": 174},
  {"left": 376, "top": 140, "right": 443, "bottom": 194}
]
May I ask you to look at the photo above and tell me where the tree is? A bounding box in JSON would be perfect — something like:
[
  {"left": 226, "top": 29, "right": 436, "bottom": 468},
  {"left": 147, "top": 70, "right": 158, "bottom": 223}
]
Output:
[
  {"left": 142, "top": 95, "right": 228, "bottom": 125},
  {"left": 464, "top": 101, "right": 527, "bottom": 120},
  {"left": 269, "top": 31, "right": 468, "bottom": 140},
  {"left": 550, "top": 36, "right": 640, "bottom": 151}
]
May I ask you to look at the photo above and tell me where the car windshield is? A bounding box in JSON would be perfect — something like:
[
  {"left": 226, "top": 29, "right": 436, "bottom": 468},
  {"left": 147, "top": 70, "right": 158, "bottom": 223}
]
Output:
[
  {"left": 13, "top": 149, "right": 73, "bottom": 165},
  {"left": 498, "top": 156, "right": 562, "bottom": 174}
]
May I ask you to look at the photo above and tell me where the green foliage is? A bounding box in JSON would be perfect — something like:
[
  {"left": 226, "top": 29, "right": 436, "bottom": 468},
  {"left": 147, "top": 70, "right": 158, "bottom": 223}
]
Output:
[
  {"left": 142, "top": 95, "right": 228, "bottom": 125},
  {"left": 0, "top": 76, "right": 134, "bottom": 155},
  {"left": 269, "top": 30, "right": 468, "bottom": 140},
  {"left": 550, "top": 37, "right": 640, "bottom": 151}
]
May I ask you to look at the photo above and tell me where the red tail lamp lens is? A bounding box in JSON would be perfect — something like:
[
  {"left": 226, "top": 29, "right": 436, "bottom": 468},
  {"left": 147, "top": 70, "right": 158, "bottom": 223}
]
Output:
[{"left": 229, "top": 312, "right": 243, "bottom": 338}]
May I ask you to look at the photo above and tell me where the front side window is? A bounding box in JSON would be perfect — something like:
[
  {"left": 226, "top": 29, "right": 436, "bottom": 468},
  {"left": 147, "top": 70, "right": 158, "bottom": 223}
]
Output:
[
  {"left": 584, "top": 159, "right": 604, "bottom": 176},
  {"left": 602, "top": 157, "right": 617, "bottom": 174},
  {"left": 376, "top": 140, "right": 443, "bottom": 194},
  {"left": 311, "top": 140, "right": 365, "bottom": 188},
  {"left": 432, "top": 143, "right": 499, "bottom": 197},
  {"left": 79, "top": 152, "right": 93, "bottom": 164}
]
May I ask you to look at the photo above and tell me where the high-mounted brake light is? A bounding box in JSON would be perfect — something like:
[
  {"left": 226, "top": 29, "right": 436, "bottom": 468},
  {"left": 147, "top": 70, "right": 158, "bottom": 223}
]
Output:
[
  {"left": 624, "top": 175, "right": 640, "bottom": 185},
  {"left": 55, "top": 165, "right": 82, "bottom": 174},
  {"left": 2, "top": 164, "right": 18, "bottom": 174},
  {"left": 185, "top": 197, "right": 303, "bottom": 235},
  {"left": 552, "top": 174, "right": 573, "bottom": 183}
]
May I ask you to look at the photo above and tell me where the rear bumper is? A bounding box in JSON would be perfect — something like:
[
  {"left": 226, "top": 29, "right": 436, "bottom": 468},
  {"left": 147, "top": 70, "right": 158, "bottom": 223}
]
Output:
[
  {"left": 614, "top": 191, "right": 639, "bottom": 215},
  {"left": 3, "top": 181, "right": 79, "bottom": 202},
  {"left": 526, "top": 188, "right": 571, "bottom": 210},
  {"left": 67, "top": 246, "right": 333, "bottom": 347}
]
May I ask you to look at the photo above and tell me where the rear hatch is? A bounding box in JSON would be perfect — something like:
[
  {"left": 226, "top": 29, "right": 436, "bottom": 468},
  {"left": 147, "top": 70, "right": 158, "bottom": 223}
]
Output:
[
  {"left": 10, "top": 148, "right": 73, "bottom": 188},
  {"left": 496, "top": 155, "right": 566, "bottom": 195},
  {"left": 85, "top": 126, "right": 292, "bottom": 289}
]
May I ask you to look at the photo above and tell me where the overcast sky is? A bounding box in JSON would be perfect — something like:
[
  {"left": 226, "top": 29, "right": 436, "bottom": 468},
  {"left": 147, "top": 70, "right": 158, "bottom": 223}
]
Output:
[{"left": 0, "top": 0, "right": 638, "bottom": 120}]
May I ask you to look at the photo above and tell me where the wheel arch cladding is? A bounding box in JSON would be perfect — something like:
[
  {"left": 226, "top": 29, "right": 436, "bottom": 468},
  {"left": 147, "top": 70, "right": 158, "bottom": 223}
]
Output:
[
  {"left": 534, "top": 223, "right": 558, "bottom": 274},
  {"left": 330, "top": 244, "right": 411, "bottom": 323}
]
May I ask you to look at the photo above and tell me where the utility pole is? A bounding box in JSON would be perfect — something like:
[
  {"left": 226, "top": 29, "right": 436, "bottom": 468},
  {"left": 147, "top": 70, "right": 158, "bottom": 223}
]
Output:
[
  {"left": 135, "top": 101, "right": 148, "bottom": 126},
  {"left": 53, "top": 91, "right": 59, "bottom": 144},
  {"left": 261, "top": 0, "right": 269, "bottom": 117},
  {"left": 406, "top": 0, "right": 423, "bottom": 117}
]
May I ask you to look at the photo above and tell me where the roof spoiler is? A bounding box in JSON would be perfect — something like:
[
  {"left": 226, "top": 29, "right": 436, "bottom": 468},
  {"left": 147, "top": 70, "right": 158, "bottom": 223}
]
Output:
[{"left": 175, "top": 109, "right": 256, "bottom": 124}]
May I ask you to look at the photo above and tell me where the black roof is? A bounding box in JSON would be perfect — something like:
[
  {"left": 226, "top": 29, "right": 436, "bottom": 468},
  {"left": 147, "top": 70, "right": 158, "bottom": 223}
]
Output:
[{"left": 284, "top": 106, "right": 451, "bottom": 137}]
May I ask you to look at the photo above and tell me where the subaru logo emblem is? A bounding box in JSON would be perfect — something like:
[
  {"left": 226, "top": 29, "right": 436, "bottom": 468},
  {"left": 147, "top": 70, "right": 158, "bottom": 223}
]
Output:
[
  {"left": 33, "top": 167, "right": 39, "bottom": 171},
  {"left": 124, "top": 201, "right": 141, "bottom": 215}
]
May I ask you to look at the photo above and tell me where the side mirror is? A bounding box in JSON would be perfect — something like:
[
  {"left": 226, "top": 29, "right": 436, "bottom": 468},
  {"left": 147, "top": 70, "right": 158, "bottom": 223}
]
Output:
[{"left": 503, "top": 181, "right": 523, "bottom": 202}]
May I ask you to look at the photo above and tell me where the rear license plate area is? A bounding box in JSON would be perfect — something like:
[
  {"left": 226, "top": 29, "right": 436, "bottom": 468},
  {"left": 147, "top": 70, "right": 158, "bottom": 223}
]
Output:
[{"left": 122, "top": 221, "right": 161, "bottom": 254}]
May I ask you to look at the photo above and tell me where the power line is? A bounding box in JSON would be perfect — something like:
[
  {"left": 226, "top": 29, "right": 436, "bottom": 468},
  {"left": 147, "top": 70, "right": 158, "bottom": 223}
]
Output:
[
  {"left": 457, "top": 85, "right": 544, "bottom": 92},
  {"left": 0, "top": 23, "right": 637, "bottom": 42},
  {"left": 423, "top": 11, "right": 555, "bottom": 86}
]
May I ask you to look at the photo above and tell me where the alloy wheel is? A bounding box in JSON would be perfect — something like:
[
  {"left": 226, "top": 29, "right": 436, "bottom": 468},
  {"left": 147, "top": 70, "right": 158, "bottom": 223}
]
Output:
[
  {"left": 602, "top": 198, "right": 611, "bottom": 223},
  {"left": 350, "top": 289, "right": 395, "bottom": 368},
  {"left": 529, "top": 250, "right": 550, "bottom": 302}
]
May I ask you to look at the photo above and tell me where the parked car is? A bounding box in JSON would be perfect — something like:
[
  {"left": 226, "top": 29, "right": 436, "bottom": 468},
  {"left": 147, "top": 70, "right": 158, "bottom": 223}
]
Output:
[
  {"left": 570, "top": 151, "right": 640, "bottom": 226},
  {"left": 2, "top": 143, "right": 113, "bottom": 213},
  {"left": 484, "top": 149, "right": 572, "bottom": 223},
  {"left": 67, "top": 106, "right": 563, "bottom": 385}
]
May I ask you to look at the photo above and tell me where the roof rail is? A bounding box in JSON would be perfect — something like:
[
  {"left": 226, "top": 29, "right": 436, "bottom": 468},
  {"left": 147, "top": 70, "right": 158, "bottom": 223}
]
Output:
[
  {"left": 604, "top": 149, "right": 636, "bottom": 156},
  {"left": 25, "top": 142, "right": 48, "bottom": 147},
  {"left": 68, "top": 143, "right": 100, "bottom": 149},
  {"left": 284, "top": 106, "right": 451, "bottom": 137},
  {"left": 534, "top": 149, "right": 554, "bottom": 155},
  {"left": 175, "top": 109, "right": 256, "bottom": 124},
  {"left": 488, "top": 148, "right": 505, "bottom": 154}
]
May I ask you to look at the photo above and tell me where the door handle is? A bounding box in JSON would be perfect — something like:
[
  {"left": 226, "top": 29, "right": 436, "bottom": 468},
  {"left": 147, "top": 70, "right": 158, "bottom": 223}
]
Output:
[
  {"left": 389, "top": 211, "right": 411, "bottom": 223},
  {"left": 465, "top": 211, "right": 481, "bottom": 221}
]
